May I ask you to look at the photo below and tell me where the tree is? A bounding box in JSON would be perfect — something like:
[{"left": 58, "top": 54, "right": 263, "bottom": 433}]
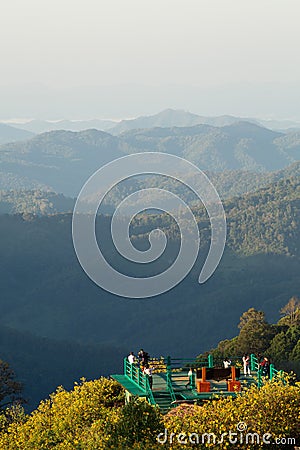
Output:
[
  {"left": 0, "top": 360, "right": 22, "bottom": 409},
  {"left": 267, "top": 328, "right": 300, "bottom": 363},
  {"left": 280, "top": 296, "right": 300, "bottom": 326},
  {"left": 237, "top": 308, "right": 275, "bottom": 355},
  {"left": 238, "top": 308, "right": 266, "bottom": 330},
  {"left": 109, "top": 399, "right": 164, "bottom": 448},
  {"left": 0, "top": 377, "right": 123, "bottom": 449}
]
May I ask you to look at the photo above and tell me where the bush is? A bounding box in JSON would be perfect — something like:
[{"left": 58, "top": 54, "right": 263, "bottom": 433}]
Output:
[
  {"left": 163, "top": 379, "right": 300, "bottom": 449},
  {"left": 108, "top": 398, "right": 164, "bottom": 449}
]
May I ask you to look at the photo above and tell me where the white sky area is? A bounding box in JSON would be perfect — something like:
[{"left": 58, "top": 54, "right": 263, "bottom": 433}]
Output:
[{"left": 1, "top": 0, "right": 300, "bottom": 119}]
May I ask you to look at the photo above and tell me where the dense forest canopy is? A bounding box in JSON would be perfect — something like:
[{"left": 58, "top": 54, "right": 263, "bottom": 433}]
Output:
[
  {"left": 1, "top": 123, "right": 300, "bottom": 195},
  {"left": 0, "top": 173, "right": 299, "bottom": 409}
]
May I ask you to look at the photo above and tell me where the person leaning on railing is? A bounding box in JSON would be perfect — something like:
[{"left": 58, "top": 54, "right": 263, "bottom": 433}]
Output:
[
  {"left": 138, "top": 349, "right": 149, "bottom": 371},
  {"left": 143, "top": 364, "right": 153, "bottom": 389},
  {"left": 127, "top": 352, "right": 135, "bottom": 364}
]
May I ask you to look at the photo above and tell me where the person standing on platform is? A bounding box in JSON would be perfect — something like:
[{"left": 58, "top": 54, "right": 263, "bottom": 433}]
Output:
[
  {"left": 128, "top": 352, "right": 135, "bottom": 364},
  {"left": 223, "top": 357, "right": 231, "bottom": 369},
  {"left": 185, "top": 368, "right": 194, "bottom": 389},
  {"left": 144, "top": 364, "right": 153, "bottom": 389},
  {"left": 138, "top": 349, "right": 149, "bottom": 370},
  {"left": 242, "top": 354, "right": 251, "bottom": 375},
  {"left": 260, "top": 357, "right": 270, "bottom": 377}
]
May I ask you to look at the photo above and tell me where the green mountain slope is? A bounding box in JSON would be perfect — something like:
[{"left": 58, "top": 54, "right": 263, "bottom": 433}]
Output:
[
  {"left": 0, "top": 190, "right": 74, "bottom": 215},
  {"left": 0, "top": 176, "right": 299, "bottom": 409},
  {"left": 0, "top": 124, "right": 300, "bottom": 196}
]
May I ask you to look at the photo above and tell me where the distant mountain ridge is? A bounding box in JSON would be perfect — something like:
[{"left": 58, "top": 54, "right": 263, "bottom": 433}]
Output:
[
  {"left": 109, "top": 109, "right": 258, "bottom": 134},
  {"left": 12, "top": 118, "right": 116, "bottom": 134},
  {"left": 0, "top": 123, "right": 35, "bottom": 144},
  {"left": 0, "top": 122, "right": 300, "bottom": 196},
  {"left": 7, "top": 109, "right": 300, "bottom": 136},
  {"left": 0, "top": 161, "right": 299, "bottom": 216},
  {"left": 4, "top": 109, "right": 300, "bottom": 147},
  {"left": 107, "top": 109, "right": 300, "bottom": 134}
]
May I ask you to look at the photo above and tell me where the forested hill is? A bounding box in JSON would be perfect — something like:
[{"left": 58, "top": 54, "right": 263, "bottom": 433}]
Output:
[
  {"left": 0, "top": 175, "right": 299, "bottom": 409},
  {"left": 0, "top": 162, "right": 299, "bottom": 216},
  {"left": 0, "top": 190, "right": 74, "bottom": 215},
  {"left": 1, "top": 124, "right": 300, "bottom": 195},
  {"left": 225, "top": 175, "right": 300, "bottom": 256},
  {"left": 132, "top": 175, "right": 300, "bottom": 258}
]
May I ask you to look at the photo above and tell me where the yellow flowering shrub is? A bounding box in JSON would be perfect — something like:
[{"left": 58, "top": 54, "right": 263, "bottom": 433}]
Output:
[
  {"left": 0, "top": 377, "right": 123, "bottom": 449},
  {"left": 0, "top": 377, "right": 299, "bottom": 449},
  {"left": 163, "top": 379, "right": 300, "bottom": 449}
]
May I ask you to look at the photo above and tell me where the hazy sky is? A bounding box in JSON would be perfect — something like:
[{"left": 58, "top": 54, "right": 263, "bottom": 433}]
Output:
[{"left": 1, "top": 0, "right": 300, "bottom": 118}]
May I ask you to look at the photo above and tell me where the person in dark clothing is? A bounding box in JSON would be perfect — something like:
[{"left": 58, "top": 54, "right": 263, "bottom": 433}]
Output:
[
  {"left": 260, "top": 357, "right": 270, "bottom": 377},
  {"left": 138, "top": 349, "right": 149, "bottom": 370},
  {"left": 138, "top": 349, "right": 144, "bottom": 362}
]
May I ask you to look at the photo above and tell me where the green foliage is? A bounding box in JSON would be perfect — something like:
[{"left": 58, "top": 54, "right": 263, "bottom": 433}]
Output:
[
  {"left": 0, "top": 404, "right": 26, "bottom": 434},
  {"left": 237, "top": 309, "right": 275, "bottom": 356},
  {"left": 0, "top": 190, "right": 74, "bottom": 215},
  {"left": 1, "top": 125, "right": 300, "bottom": 196},
  {"left": 268, "top": 326, "right": 300, "bottom": 362},
  {"left": 0, "top": 171, "right": 300, "bottom": 409},
  {"left": 0, "top": 376, "right": 298, "bottom": 449},
  {"left": 108, "top": 399, "right": 164, "bottom": 448},
  {"left": 0, "top": 379, "right": 163, "bottom": 449},
  {"left": 225, "top": 176, "right": 300, "bottom": 256},
  {"left": 279, "top": 296, "right": 300, "bottom": 326},
  {"left": 204, "top": 301, "right": 300, "bottom": 372},
  {"left": 131, "top": 175, "right": 300, "bottom": 258}
]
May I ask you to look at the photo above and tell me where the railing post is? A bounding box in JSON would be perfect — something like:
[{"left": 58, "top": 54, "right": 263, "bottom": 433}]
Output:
[
  {"left": 124, "top": 357, "right": 127, "bottom": 375},
  {"left": 166, "top": 356, "right": 171, "bottom": 371},
  {"left": 166, "top": 356, "right": 171, "bottom": 383},
  {"left": 166, "top": 356, "right": 171, "bottom": 385},
  {"left": 165, "top": 356, "right": 176, "bottom": 403},
  {"left": 250, "top": 354, "right": 256, "bottom": 372},
  {"left": 208, "top": 354, "right": 213, "bottom": 368},
  {"left": 279, "top": 370, "right": 285, "bottom": 385},
  {"left": 269, "top": 364, "right": 274, "bottom": 381},
  {"left": 257, "top": 366, "right": 262, "bottom": 388}
]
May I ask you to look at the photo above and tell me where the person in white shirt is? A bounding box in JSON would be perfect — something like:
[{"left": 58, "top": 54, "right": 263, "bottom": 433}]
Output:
[
  {"left": 185, "top": 368, "right": 194, "bottom": 389},
  {"left": 242, "top": 354, "right": 251, "bottom": 375},
  {"left": 128, "top": 352, "right": 135, "bottom": 364},
  {"left": 144, "top": 364, "right": 153, "bottom": 389},
  {"left": 223, "top": 358, "right": 231, "bottom": 369}
]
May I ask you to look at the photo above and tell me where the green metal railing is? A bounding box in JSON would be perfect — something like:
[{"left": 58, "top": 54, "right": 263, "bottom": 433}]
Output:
[
  {"left": 250, "top": 354, "right": 285, "bottom": 388},
  {"left": 250, "top": 354, "right": 259, "bottom": 372},
  {"left": 124, "top": 358, "right": 147, "bottom": 391},
  {"left": 270, "top": 364, "right": 285, "bottom": 383},
  {"left": 124, "top": 358, "right": 156, "bottom": 405},
  {"left": 145, "top": 376, "right": 156, "bottom": 405},
  {"left": 250, "top": 354, "right": 262, "bottom": 387},
  {"left": 165, "top": 355, "right": 213, "bottom": 371},
  {"left": 166, "top": 356, "right": 176, "bottom": 403}
]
